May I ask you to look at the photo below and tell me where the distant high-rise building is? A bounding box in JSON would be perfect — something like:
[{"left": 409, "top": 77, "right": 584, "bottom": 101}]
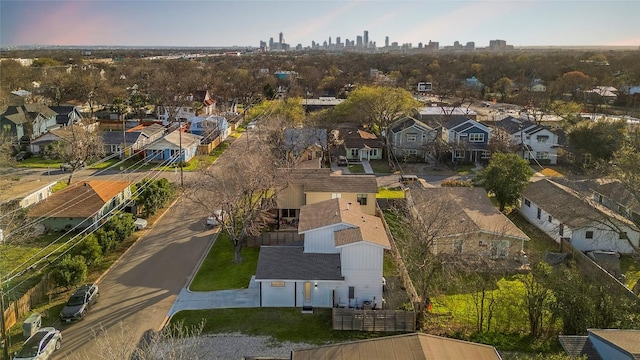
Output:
[
  {"left": 356, "top": 35, "right": 363, "bottom": 47},
  {"left": 279, "top": 32, "right": 284, "bottom": 44},
  {"left": 329, "top": 37, "right": 332, "bottom": 45},
  {"left": 336, "top": 37, "right": 341, "bottom": 47},
  {"left": 489, "top": 39, "right": 512, "bottom": 50},
  {"left": 364, "top": 30, "right": 369, "bottom": 48},
  {"left": 385, "top": 36, "right": 389, "bottom": 47},
  {"left": 269, "top": 37, "right": 274, "bottom": 49}
]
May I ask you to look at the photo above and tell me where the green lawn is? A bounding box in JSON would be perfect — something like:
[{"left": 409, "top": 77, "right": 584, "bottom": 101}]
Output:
[
  {"left": 16, "top": 156, "right": 61, "bottom": 168},
  {"left": 347, "top": 164, "right": 365, "bottom": 173},
  {"left": 170, "top": 308, "right": 394, "bottom": 345},
  {"left": 189, "top": 232, "right": 260, "bottom": 291},
  {"left": 369, "top": 160, "right": 392, "bottom": 174}
]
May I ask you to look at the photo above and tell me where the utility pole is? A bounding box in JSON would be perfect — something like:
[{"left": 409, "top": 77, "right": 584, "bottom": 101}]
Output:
[
  {"left": 1, "top": 278, "right": 9, "bottom": 360},
  {"left": 178, "top": 119, "right": 183, "bottom": 187},
  {"left": 122, "top": 113, "right": 127, "bottom": 160}
]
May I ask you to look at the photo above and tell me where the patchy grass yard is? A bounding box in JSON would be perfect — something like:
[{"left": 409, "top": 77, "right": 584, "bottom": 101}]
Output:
[
  {"left": 369, "top": 160, "right": 392, "bottom": 174},
  {"left": 170, "top": 308, "right": 393, "bottom": 345},
  {"left": 189, "top": 232, "right": 260, "bottom": 291}
]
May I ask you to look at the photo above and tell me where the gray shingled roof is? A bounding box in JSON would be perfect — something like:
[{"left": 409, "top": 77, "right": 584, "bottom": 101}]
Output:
[
  {"left": 389, "top": 116, "right": 433, "bottom": 134},
  {"left": 255, "top": 246, "right": 343, "bottom": 281},
  {"left": 558, "top": 335, "right": 602, "bottom": 360},
  {"left": 102, "top": 131, "right": 143, "bottom": 145}
]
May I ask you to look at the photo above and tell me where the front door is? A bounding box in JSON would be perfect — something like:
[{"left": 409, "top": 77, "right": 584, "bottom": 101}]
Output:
[
  {"left": 359, "top": 149, "right": 369, "bottom": 161},
  {"left": 303, "top": 282, "right": 312, "bottom": 307}
]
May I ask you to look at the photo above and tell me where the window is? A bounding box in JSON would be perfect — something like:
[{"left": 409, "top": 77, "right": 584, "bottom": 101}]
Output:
[
  {"left": 403, "top": 149, "right": 418, "bottom": 155},
  {"left": 524, "top": 198, "right": 531, "bottom": 207},
  {"left": 559, "top": 224, "right": 564, "bottom": 236},
  {"left": 454, "top": 150, "right": 465, "bottom": 158},
  {"left": 586, "top": 231, "right": 594, "bottom": 239},
  {"left": 536, "top": 135, "right": 549, "bottom": 143},
  {"left": 596, "top": 194, "right": 603, "bottom": 203},
  {"left": 331, "top": 193, "right": 341, "bottom": 199},
  {"left": 536, "top": 152, "right": 550, "bottom": 160},
  {"left": 482, "top": 150, "right": 491, "bottom": 159},
  {"left": 357, "top": 194, "right": 367, "bottom": 206},
  {"left": 548, "top": 215, "right": 553, "bottom": 222},
  {"left": 271, "top": 281, "right": 285, "bottom": 287},
  {"left": 281, "top": 209, "right": 296, "bottom": 218},
  {"left": 348, "top": 286, "right": 355, "bottom": 299},
  {"left": 370, "top": 149, "right": 378, "bottom": 157},
  {"left": 453, "top": 239, "right": 463, "bottom": 254},
  {"left": 490, "top": 240, "right": 510, "bottom": 258},
  {"left": 537, "top": 208, "right": 541, "bottom": 220},
  {"left": 620, "top": 232, "right": 628, "bottom": 240},
  {"left": 350, "top": 148, "right": 358, "bottom": 157},
  {"left": 407, "top": 133, "right": 417, "bottom": 142},
  {"left": 582, "top": 153, "right": 592, "bottom": 165},
  {"left": 469, "top": 133, "right": 484, "bottom": 142}
]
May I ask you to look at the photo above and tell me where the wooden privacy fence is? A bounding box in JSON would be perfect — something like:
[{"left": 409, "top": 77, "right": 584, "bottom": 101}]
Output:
[
  {"left": 332, "top": 308, "right": 416, "bottom": 332},
  {"left": 3, "top": 276, "right": 50, "bottom": 332},
  {"left": 246, "top": 232, "right": 303, "bottom": 247},
  {"left": 197, "top": 135, "right": 222, "bottom": 155}
]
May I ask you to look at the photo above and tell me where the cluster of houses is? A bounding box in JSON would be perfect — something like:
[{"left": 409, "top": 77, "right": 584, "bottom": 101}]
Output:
[{"left": 1, "top": 90, "right": 232, "bottom": 165}]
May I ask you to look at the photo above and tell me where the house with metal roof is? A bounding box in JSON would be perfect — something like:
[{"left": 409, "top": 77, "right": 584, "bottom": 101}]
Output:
[
  {"left": 291, "top": 332, "right": 502, "bottom": 360},
  {"left": 520, "top": 178, "right": 639, "bottom": 254},
  {"left": 255, "top": 197, "right": 390, "bottom": 310},
  {"left": 493, "top": 116, "right": 560, "bottom": 165},
  {"left": 26, "top": 180, "right": 132, "bottom": 231},
  {"left": 407, "top": 186, "right": 529, "bottom": 260},
  {"left": 144, "top": 130, "right": 202, "bottom": 164}
]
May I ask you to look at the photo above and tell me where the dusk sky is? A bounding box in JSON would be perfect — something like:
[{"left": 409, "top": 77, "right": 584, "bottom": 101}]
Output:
[{"left": 1, "top": 0, "right": 639, "bottom": 48}]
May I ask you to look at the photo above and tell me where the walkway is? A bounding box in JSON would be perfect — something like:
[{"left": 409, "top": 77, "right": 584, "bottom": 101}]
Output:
[
  {"left": 168, "top": 281, "right": 260, "bottom": 315},
  {"left": 361, "top": 160, "right": 374, "bottom": 174}
]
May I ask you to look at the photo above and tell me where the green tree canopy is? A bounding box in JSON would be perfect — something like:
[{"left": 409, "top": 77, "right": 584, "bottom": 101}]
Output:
[
  {"left": 51, "top": 255, "right": 88, "bottom": 289},
  {"left": 567, "top": 119, "right": 627, "bottom": 165},
  {"left": 478, "top": 153, "right": 533, "bottom": 211},
  {"left": 333, "top": 85, "right": 420, "bottom": 135}
]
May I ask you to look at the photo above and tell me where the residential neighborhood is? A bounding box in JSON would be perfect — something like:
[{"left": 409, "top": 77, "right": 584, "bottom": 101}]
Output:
[{"left": 1, "top": 45, "right": 640, "bottom": 360}]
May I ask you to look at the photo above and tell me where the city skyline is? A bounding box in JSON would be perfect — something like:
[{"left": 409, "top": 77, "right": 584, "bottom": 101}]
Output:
[{"left": 1, "top": 1, "right": 639, "bottom": 48}]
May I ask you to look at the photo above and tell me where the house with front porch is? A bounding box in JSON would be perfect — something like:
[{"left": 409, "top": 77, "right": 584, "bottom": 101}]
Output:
[
  {"left": 520, "top": 178, "right": 640, "bottom": 254},
  {"left": 26, "top": 180, "right": 132, "bottom": 231},
  {"left": 341, "top": 128, "right": 384, "bottom": 162},
  {"left": 387, "top": 116, "right": 442, "bottom": 162},
  {"left": 145, "top": 130, "right": 202, "bottom": 164},
  {"left": 494, "top": 116, "right": 560, "bottom": 165},
  {"left": 275, "top": 168, "right": 378, "bottom": 226},
  {"left": 440, "top": 116, "right": 491, "bottom": 164},
  {"left": 407, "top": 186, "right": 529, "bottom": 260},
  {"left": 102, "top": 131, "right": 146, "bottom": 156},
  {"left": 254, "top": 197, "right": 390, "bottom": 310}
]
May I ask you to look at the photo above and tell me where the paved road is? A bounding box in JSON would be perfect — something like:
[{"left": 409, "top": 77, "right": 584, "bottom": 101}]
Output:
[{"left": 52, "top": 134, "right": 250, "bottom": 359}]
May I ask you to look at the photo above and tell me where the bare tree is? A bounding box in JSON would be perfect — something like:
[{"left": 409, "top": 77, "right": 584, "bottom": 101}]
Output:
[
  {"left": 49, "top": 120, "right": 105, "bottom": 185},
  {"left": 187, "top": 147, "right": 282, "bottom": 263},
  {"left": 76, "top": 320, "right": 205, "bottom": 360}
]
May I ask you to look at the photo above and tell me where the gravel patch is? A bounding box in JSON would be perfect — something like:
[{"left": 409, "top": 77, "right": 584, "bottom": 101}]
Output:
[{"left": 192, "top": 333, "right": 314, "bottom": 359}]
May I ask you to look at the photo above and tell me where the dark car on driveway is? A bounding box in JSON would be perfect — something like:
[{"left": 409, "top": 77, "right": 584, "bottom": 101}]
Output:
[
  {"left": 60, "top": 284, "right": 99, "bottom": 322},
  {"left": 337, "top": 156, "right": 348, "bottom": 166}
]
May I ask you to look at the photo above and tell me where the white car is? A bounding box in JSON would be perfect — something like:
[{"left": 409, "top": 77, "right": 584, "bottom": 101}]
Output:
[
  {"left": 14, "top": 327, "right": 62, "bottom": 360},
  {"left": 206, "top": 210, "right": 226, "bottom": 227},
  {"left": 246, "top": 121, "right": 257, "bottom": 130}
]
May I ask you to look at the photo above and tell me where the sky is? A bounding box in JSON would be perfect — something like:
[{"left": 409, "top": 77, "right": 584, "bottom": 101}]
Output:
[{"left": 1, "top": 0, "right": 639, "bottom": 48}]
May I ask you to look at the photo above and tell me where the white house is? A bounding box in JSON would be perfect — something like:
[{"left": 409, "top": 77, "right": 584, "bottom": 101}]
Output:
[
  {"left": 494, "top": 116, "right": 560, "bottom": 165},
  {"left": 520, "top": 179, "right": 639, "bottom": 254},
  {"left": 145, "top": 130, "right": 202, "bottom": 164},
  {"left": 254, "top": 198, "right": 390, "bottom": 310}
]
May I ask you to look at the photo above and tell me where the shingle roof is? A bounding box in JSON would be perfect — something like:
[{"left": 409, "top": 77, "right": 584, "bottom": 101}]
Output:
[
  {"left": 342, "top": 129, "right": 384, "bottom": 149},
  {"left": 410, "top": 187, "right": 529, "bottom": 240},
  {"left": 389, "top": 116, "right": 434, "bottom": 134},
  {"left": 297, "top": 198, "right": 390, "bottom": 248},
  {"left": 291, "top": 332, "right": 502, "bottom": 360},
  {"left": 523, "top": 179, "right": 636, "bottom": 229},
  {"left": 588, "top": 329, "right": 640, "bottom": 359},
  {"left": 102, "top": 131, "right": 143, "bottom": 145},
  {"left": 554, "top": 178, "right": 640, "bottom": 214},
  {"left": 146, "top": 131, "right": 201, "bottom": 149},
  {"left": 285, "top": 168, "right": 378, "bottom": 193},
  {"left": 254, "top": 246, "right": 343, "bottom": 281},
  {"left": 284, "top": 127, "right": 328, "bottom": 155},
  {"left": 27, "top": 181, "right": 130, "bottom": 218},
  {"left": 558, "top": 335, "right": 602, "bottom": 360}
]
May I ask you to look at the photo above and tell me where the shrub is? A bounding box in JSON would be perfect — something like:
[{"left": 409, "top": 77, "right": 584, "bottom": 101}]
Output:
[
  {"left": 440, "top": 179, "right": 473, "bottom": 187},
  {"left": 51, "top": 255, "right": 87, "bottom": 288},
  {"left": 96, "top": 228, "right": 118, "bottom": 254},
  {"left": 74, "top": 234, "right": 103, "bottom": 265}
]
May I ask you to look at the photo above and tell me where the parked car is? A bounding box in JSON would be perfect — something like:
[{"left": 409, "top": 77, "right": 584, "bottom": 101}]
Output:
[
  {"left": 14, "top": 151, "right": 31, "bottom": 162},
  {"left": 134, "top": 218, "right": 148, "bottom": 230},
  {"left": 337, "top": 156, "right": 348, "bottom": 166},
  {"left": 60, "top": 284, "right": 99, "bottom": 322},
  {"left": 14, "top": 327, "right": 62, "bottom": 360},
  {"left": 206, "top": 209, "right": 226, "bottom": 227},
  {"left": 246, "top": 121, "right": 257, "bottom": 130},
  {"left": 60, "top": 160, "right": 85, "bottom": 172}
]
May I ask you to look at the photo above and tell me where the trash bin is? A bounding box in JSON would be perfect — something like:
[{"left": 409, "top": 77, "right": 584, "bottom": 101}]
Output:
[{"left": 23, "top": 314, "right": 42, "bottom": 338}]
